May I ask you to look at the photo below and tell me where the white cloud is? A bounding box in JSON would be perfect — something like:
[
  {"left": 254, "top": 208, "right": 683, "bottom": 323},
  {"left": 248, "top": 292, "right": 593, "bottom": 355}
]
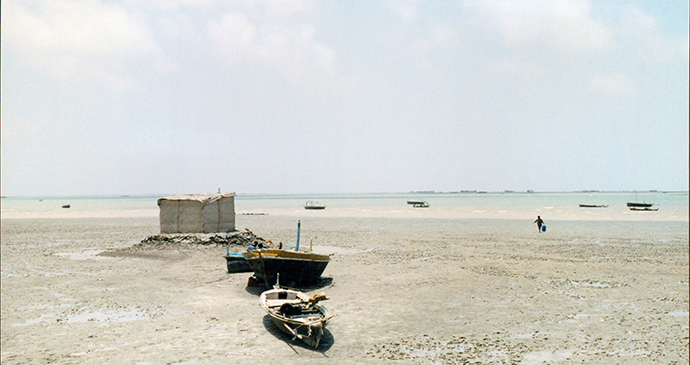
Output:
[
  {"left": 207, "top": 8, "right": 335, "bottom": 80},
  {"left": 3, "top": 0, "right": 167, "bottom": 88},
  {"left": 588, "top": 73, "right": 638, "bottom": 95},
  {"left": 463, "top": 0, "right": 611, "bottom": 54},
  {"left": 386, "top": 0, "right": 419, "bottom": 22},
  {"left": 616, "top": 5, "right": 689, "bottom": 64}
]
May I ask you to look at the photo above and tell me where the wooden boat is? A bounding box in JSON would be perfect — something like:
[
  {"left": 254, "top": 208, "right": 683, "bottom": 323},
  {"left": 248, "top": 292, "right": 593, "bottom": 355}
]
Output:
[
  {"left": 62, "top": 204, "right": 70, "bottom": 208},
  {"left": 260, "top": 286, "right": 333, "bottom": 348},
  {"left": 629, "top": 207, "right": 658, "bottom": 211},
  {"left": 243, "top": 249, "right": 330, "bottom": 287},
  {"left": 627, "top": 202, "right": 653, "bottom": 208},
  {"left": 579, "top": 204, "right": 608, "bottom": 208},
  {"left": 304, "top": 201, "right": 325, "bottom": 210},
  {"left": 407, "top": 199, "right": 426, "bottom": 205},
  {"left": 412, "top": 201, "right": 429, "bottom": 208},
  {"left": 223, "top": 252, "right": 253, "bottom": 273},
  {"left": 245, "top": 221, "right": 330, "bottom": 287}
]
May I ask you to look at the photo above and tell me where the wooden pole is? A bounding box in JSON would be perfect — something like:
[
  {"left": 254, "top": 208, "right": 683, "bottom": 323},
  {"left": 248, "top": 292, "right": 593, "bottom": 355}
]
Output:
[{"left": 295, "top": 220, "right": 301, "bottom": 251}]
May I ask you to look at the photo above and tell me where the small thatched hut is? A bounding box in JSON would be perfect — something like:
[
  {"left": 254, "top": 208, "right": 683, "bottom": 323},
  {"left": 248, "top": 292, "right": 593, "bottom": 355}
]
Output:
[{"left": 157, "top": 193, "right": 235, "bottom": 233}]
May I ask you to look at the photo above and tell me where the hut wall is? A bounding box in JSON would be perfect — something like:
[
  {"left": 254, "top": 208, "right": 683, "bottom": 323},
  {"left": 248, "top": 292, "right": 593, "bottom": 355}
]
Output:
[{"left": 158, "top": 193, "right": 235, "bottom": 233}]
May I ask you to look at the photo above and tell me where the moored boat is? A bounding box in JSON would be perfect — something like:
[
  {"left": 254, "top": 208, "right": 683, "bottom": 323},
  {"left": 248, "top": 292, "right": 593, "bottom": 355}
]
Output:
[
  {"left": 260, "top": 286, "right": 333, "bottom": 348},
  {"left": 627, "top": 202, "right": 654, "bottom": 208},
  {"left": 304, "top": 201, "right": 326, "bottom": 210},
  {"left": 579, "top": 204, "right": 608, "bottom": 208},
  {"left": 629, "top": 207, "right": 658, "bottom": 211}
]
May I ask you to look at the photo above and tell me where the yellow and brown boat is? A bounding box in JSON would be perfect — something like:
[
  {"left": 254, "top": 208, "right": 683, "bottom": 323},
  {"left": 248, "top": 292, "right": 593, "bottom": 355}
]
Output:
[{"left": 243, "top": 249, "right": 330, "bottom": 287}]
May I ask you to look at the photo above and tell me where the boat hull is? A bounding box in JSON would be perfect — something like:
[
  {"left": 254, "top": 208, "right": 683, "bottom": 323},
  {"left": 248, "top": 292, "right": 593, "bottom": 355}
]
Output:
[
  {"left": 268, "top": 316, "right": 324, "bottom": 348},
  {"left": 223, "top": 253, "right": 253, "bottom": 273},
  {"left": 627, "top": 202, "right": 653, "bottom": 208},
  {"left": 243, "top": 249, "right": 330, "bottom": 287}
]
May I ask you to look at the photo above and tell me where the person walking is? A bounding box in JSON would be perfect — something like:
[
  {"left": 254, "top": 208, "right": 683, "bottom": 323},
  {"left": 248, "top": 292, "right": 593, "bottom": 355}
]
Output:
[{"left": 534, "top": 216, "right": 544, "bottom": 232}]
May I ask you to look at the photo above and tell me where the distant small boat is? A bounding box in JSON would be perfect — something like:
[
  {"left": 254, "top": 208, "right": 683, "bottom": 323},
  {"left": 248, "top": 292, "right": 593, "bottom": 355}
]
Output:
[
  {"left": 627, "top": 202, "right": 653, "bottom": 208},
  {"left": 260, "top": 285, "right": 333, "bottom": 349},
  {"left": 630, "top": 207, "right": 658, "bottom": 211},
  {"left": 62, "top": 204, "right": 70, "bottom": 208},
  {"left": 412, "top": 201, "right": 429, "bottom": 208},
  {"left": 407, "top": 199, "right": 426, "bottom": 205},
  {"left": 304, "top": 201, "right": 325, "bottom": 210},
  {"left": 579, "top": 204, "right": 608, "bottom": 208}
]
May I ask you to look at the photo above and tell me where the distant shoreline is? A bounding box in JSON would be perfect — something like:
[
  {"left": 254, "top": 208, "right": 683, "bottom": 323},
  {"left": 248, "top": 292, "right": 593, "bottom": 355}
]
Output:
[{"left": 1, "top": 190, "right": 687, "bottom": 200}]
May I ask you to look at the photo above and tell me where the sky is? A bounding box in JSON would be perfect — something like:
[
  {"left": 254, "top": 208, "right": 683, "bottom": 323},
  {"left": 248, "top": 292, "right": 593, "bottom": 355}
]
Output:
[{"left": 2, "top": 0, "right": 688, "bottom": 196}]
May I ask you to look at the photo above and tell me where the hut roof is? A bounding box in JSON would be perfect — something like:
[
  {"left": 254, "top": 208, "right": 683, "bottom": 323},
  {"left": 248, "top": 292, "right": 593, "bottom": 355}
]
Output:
[{"left": 157, "top": 193, "right": 236, "bottom": 206}]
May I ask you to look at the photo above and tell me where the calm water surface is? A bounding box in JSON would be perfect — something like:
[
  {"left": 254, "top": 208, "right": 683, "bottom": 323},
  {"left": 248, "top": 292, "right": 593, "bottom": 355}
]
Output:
[{"left": 1, "top": 192, "right": 687, "bottom": 221}]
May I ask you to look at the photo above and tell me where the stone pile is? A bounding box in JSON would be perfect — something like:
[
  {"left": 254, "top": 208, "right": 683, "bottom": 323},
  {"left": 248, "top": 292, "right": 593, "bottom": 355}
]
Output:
[{"left": 134, "top": 229, "right": 269, "bottom": 249}]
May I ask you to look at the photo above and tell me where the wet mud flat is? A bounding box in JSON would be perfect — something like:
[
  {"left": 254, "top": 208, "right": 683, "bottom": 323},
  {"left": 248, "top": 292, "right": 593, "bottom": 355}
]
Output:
[{"left": 1, "top": 217, "right": 688, "bottom": 364}]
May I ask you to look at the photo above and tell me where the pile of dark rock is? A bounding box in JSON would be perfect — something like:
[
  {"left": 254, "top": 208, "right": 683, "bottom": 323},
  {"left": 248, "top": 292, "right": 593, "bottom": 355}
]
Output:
[{"left": 133, "top": 229, "right": 270, "bottom": 249}]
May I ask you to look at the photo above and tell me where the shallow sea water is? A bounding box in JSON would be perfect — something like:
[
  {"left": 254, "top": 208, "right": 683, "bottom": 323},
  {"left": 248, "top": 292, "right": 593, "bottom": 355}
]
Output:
[{"left": 1, "top": 191, "right": 687, "bottom": 221}]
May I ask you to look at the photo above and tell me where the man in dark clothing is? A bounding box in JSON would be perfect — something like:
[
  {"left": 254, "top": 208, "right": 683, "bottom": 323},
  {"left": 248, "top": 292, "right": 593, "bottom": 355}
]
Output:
[{"left": 534, "top": 216, "right": 544, "bottom": 232}]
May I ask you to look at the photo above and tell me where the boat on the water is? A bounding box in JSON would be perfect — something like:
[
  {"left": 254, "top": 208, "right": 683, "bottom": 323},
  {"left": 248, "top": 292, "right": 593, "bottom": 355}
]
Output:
[
  {"left": 62, "top": 204, "right": 70, "bottom": 208},
  {"left": 412, "top": 201, "right": 429, "bottom": 208},
  {"left": 579, "top": 204, "right": 608, "bottom": 208},
  {"left": 223, "top": 252, "right": 253, "bottom": 273},
  {"left": 629, "top": 207, "right": 658, "bottom": 211},
  {"left": 407, "top": 200, "right": 426, "bottom": 205},
  {"left": 304, "top": 201, "right": 325, "bottom": 210},
  {"left": 260, "top": 285, "right": 333, "bottom": 348},
  {"left": 627, "top": 202, "right": 654, "bottom": 208}
]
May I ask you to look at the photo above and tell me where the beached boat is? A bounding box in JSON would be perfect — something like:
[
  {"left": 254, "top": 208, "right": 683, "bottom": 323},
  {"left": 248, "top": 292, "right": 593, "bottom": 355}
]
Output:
[
  {"left": 260, "top": 286, "right": 333, "bottom": 348},
  {"left": 223, "top": 252, "right": 253, "bottom": 273},
  {"left": 304, "top": 201, "right": 325, "bottom": 210},
  {"left": 579, "top": 204, "right": 608, "bottom": 208},
  {"left": 62, "top": 204, "right": 70, "bottom": 208},
  {"left": 244, "top": 221, "right": 330, "bottom": 287},
  {"left": 413, "top": 201, "right": 429, "bottom": 208},
  {"left": 243, "top": 249, "right": 330, "bottom": 287}
]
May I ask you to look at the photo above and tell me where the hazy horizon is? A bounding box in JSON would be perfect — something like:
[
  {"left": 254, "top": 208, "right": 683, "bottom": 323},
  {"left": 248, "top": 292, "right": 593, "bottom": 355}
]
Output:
[
  {"left": 2, "top": 189, "right": 687, "bottom": 199},
  {"left": 2, "top": 1, "right": 688, "bottom": 196}
]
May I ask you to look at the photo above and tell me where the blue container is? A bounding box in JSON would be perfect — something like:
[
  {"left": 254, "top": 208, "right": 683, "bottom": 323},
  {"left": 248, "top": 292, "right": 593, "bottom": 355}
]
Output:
[{"left": 541, "top": 225, "right": 547, "bottom": 232}]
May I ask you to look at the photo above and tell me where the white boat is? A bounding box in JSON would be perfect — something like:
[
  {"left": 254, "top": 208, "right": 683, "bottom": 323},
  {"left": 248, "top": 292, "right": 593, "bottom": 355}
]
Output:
[
  {"left": 304, "top": 201, "right": 326, "bottom": 210},
  {"left": 260, "top": 286, "right": 333, "bottom": 348}
]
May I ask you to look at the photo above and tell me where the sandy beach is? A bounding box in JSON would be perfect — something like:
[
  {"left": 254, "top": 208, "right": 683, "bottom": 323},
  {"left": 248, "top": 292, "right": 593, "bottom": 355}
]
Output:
[{"left": 1, "top": 215, "right": 688, "bottom": 364}]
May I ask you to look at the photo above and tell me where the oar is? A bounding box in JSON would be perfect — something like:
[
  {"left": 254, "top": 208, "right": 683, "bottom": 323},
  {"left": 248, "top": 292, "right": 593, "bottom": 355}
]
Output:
[{"left": 283, "top": 323, "right": 303, "bottom": 341}]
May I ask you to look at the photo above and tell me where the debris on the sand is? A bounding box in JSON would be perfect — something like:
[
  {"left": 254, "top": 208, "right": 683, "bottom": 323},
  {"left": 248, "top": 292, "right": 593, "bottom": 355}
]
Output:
[{"left": 134, "top": 229, "right": 269, "bottom": 249}]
